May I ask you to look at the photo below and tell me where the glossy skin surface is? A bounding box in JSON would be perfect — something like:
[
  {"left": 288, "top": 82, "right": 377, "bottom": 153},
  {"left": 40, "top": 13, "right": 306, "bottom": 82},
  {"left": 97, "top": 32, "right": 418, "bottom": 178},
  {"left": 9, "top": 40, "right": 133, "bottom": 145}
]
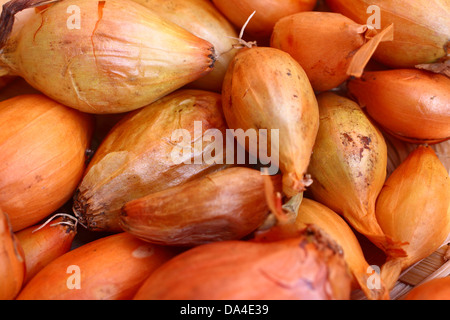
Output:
[
  {"left": 0, "top": 0, "right": 215, "bottom": 113},
  {"left": 348, "top": 69, "right": 450, "bottom": 144}
]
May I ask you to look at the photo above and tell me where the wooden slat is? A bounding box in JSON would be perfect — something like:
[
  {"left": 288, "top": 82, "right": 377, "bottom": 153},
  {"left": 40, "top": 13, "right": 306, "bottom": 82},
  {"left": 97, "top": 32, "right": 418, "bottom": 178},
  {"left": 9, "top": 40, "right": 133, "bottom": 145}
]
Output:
[{"left": 399, "top": 245, "right": 449, "bottom": 286}]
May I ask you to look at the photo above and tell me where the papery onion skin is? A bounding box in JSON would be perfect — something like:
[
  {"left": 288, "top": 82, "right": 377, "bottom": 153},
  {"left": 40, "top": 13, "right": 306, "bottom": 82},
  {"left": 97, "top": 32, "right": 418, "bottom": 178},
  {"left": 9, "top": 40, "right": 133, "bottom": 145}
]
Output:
[
  {"left": 133, "top": 228, "right": 352, "bottom": 300},
  {"left": 222, "top": 47, "right": 319, "bottom": 197},
  {"left": 74, "top": 90, "right": 229, "bottom": 232},
  {"left": 212, "top": 0, "right": 318, "bottom": 38},
  {"left": 404, "top": 277, "right": 450, "bottom": 300},
  {"left": 0, "top": 208, "right": 25, "bottom": 300},
  {"left": 307, "top": 92, "right": 388, "bottom": 250},
  {"left": 16, "top": 216, "right": 77, "bottom": 284},
  {"left": 271, "top": 12, "right": 367, "bottom": 92},
  {"left": 326, "top": 0, "right": 450, "bottom": 69},
  {"left": 348, "top": 69, "right": 450, "bottom": 144},
  {"left": 16, "top": 232, "right": 179, "bottom": 300},
  {"left": 133, "top": 0, "right": 238, "bottom": 93},
  {"left": 120, "top": 167, "right": 282, "bottom": 247},
  {"left": 0, "top": 0, "right": 216, "bottom": 114},
  {"left": 377, "top": 146, "right": 450, "bottom": 291},
  {"left": 0, "top": 94, "right": 94, "bottom": 231}
]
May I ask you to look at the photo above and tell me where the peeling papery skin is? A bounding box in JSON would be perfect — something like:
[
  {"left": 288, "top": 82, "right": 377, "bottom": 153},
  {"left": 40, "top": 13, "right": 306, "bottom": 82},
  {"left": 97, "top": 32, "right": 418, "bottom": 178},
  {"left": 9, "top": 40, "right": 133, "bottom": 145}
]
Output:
[
  {"left": 222, "top": 47, "right": 319, "bottom": 198},
  {"left": 16, "top": 232, "right": 179, "bottom": 300},
  {"left": 133, "top": 230, "right": 352, "bottom": 300},
  {"left": 325, "top": 0, "right": 450, "bottom": 69},
  {"left": 74, "top": 90, "right": 229, "bottom": 232},
  {"left": 307, "top": 92, "right": 389, "bottom": 252},
  {"left": 133, "top": 0, "right": 238, "bottom": 93},
  {"left": 0, "top": 0, "right": 216, "bottom": 114},
  {"left": 404, "top": 277, "right": 450, "bottom": 300},
  {"left": 120, "top": 167, "right": 283, "bottom": 247}
]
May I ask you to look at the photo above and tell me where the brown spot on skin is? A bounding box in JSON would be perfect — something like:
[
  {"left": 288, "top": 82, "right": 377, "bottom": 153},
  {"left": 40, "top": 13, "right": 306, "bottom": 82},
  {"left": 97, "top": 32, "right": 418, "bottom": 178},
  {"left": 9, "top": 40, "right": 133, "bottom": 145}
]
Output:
[
  {"left": 341, "top": 133, "right": 354, "bottom": 147},
  {"left": 359, "top": 135, "right": 372, "bottom": 150}
]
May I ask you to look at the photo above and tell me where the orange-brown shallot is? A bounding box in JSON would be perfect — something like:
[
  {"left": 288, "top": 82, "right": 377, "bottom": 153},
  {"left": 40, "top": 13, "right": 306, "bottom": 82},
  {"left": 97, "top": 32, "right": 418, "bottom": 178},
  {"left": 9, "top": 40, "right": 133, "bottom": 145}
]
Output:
[
  {"left": 16, "top": 232, "right": 180, "bottom": 300},
  {"left": 120, "top": 167, "right": 282, "bottom": 246}
]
